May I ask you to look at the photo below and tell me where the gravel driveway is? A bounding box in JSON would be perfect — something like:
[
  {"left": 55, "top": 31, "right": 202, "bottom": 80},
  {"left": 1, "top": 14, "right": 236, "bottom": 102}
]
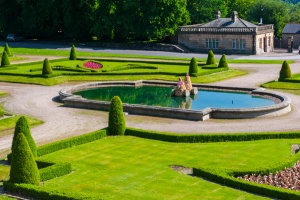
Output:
[{"left": 1, "top": 57, "right": 300, "bottom": 154}]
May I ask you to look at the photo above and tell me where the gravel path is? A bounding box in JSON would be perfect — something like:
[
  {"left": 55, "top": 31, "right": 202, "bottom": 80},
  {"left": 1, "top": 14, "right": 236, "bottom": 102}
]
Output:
[{"left": 1, "top": 58, "right": 300, "bottom": 154}]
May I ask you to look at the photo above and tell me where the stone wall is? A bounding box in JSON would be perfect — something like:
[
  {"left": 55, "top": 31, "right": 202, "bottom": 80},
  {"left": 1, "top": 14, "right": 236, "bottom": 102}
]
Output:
[{"left": 282, "top": 34, "right": 300, "bottom": 49}]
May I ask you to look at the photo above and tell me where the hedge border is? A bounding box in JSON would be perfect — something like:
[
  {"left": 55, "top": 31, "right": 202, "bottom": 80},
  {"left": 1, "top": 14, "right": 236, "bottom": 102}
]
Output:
[{"left": 125, "top": 127, "right": 300, "bottom": 143}]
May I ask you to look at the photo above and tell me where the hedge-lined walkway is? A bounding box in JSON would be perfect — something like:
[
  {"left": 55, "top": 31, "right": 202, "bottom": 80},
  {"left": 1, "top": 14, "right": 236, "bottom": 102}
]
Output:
[{"left": 1, "top": 61, "right": 300, "bottom": 155}]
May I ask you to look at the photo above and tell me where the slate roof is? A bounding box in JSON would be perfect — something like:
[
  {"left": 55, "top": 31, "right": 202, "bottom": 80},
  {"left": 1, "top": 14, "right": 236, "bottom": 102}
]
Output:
[
  {"left": 201, "top": 18, "right": 257, "bottom": 28},
  {"left": 282, "top": 24, "right": 300, "bottom": 34}
]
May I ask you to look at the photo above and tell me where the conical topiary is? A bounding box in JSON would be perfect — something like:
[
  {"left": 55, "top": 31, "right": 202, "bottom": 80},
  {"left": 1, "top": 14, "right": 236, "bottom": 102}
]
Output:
[
  {"left": 4, "top": 43, "right": 11, "bottom": 56},
  {"left": 279, "top": 60, "right": 292, "bottom": 81},
  {"left": 0, "top": 105, "right": 4, "bottom": 117},
  {"left": 218, "top": 54, "right": 228, "bottom": 68},
  {"left": 42, "top": 58, "right": 52, "bottom": 75},
  {"left": 189, "top": 57, "right": 198, "bottom": 74},
  {"left": 108, "top": 96, "right": 126, "bottom": 135},
  {"left": 9, "top": 132, "right": 40, "bottom": 185},
  {"left": 12, "top": 116, "right": 37, "bottom": 157},
  {"left": 1, "top": 51, "right": 10, "bottom": 67},
  {"left": 206, "top": 50, "right": 216, "bottom": 65},
  {"left": 69, "top": 45, "right": 77, "bottom": 60}
]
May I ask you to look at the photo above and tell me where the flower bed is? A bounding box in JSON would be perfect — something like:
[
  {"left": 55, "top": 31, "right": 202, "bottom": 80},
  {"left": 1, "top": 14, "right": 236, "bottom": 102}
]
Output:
[{"left": 83, "top": 61, "right": 103, "bottom": 69}]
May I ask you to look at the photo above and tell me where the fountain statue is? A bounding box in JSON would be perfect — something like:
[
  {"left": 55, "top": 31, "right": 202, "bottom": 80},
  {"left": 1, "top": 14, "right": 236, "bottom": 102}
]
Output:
[{"left": 171, "top": 73, "right": 198, "bottom": 97}]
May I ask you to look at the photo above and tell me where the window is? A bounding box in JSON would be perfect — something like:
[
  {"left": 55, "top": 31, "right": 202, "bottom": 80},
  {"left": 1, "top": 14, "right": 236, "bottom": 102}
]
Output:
[
  {"left": 206, "top": 38, "right": 218, "bottom": 49},
  {"left": 240, "top": 39, "right": 246, "bottom": 49},
  {"left": 232, "top": 39, "right": 238, "bottom": 49}
]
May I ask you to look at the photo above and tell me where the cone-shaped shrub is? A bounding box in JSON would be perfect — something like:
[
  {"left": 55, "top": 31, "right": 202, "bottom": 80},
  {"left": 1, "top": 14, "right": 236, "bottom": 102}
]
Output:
[
  {"left": 108, "top": 96, "right": 126, "bottom": 135},
  {"left": 42, "top": 58, "right": 52, "bottom": 75},
  {"left": 69, "top": 45, "right": 77, "bottom": 60},
  {"left": 4, "top": 43, "right": 11, "bottom": 56},
  {"left": 12, "top": 116, "right": 37, "bottom": 157},
  {"left": 279, "top": 60, "right": 292, "bottom": 81},
  {"left": 0, "top": 105, "right": 4, "bottom": 117},
  {"left": 189, "top": 57, "right": 198, "bottom": 74},
  {"left": 206, "top": 50, "right": 216, "bottom": 65},
  {"left": 9, "top": 133, "right": 40, "bottom": 185},
  {"left": 218, "top": 54, "right": 228, "bottom": 68},
  {"left": 1, "top": 51, "right": 10, "bottom": 67}
]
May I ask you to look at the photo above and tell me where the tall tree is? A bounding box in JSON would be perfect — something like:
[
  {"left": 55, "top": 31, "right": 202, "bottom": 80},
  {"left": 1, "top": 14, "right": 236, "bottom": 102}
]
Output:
[
  {"left": 247, "top": 0, "right": 290, "bottom": 38},
  {"left": 187, "top": 0, "right": 228, "bottom": 24},
  {"left": 224, "top": 0, "right": 255, "bottom": 19}
]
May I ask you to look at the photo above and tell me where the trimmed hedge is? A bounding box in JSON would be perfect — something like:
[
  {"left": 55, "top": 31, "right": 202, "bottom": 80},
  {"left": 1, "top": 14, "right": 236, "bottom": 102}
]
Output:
[
  {"left": 69, "top": 45, "right": 77, "bottom": 60},
  {"left": 1, "top": 51, "right": 10, "bottom": 67},
  {"left": 206, "top": 50, "right": 216, "bottom": 65},
  {"left": 9, "top": 133, "right": 40, "bottom": 185},
  {"left": 4, "top": 43, "right": 11, "bottom": 56},
  {"left": 102, "top": 65, "right": 158, "bottom": 72},
  {"left": 42, "top": 58, "right": 53, "bottom": 75},
  {"left": 12, "top": 116, "right": 37, "bottom": 157},
  {"left": 37, "top": 129, "right": 107, "bottom": 156},
  {"left": 37, "top": 160, "right": 72, "bottom": 181},
  {"left": 188, "top": 57, "right": 198, "bottom": 74},
  {"left": 108, "top": 96, "right": 126, "bottom": 135},
  {"left": 0, "top": 105, "right": 4, "bottom": 117},
  {"left": 218, "top": 54, "right": 228, "bottom": 68},
  {"left": 125, "top": 127, "right": 300, "bottom": 143},
  {"left": 279, "top": 60, "right": 292, "bottom": 81},
  {"left": 3, "top": 181, "right": 99, "bottom": 200}
]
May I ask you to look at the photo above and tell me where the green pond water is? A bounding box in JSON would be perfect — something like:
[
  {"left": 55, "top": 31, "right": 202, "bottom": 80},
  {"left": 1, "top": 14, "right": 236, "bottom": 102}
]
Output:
[{"left": 73, "top": 86, "right": 275, "bottom": 110}]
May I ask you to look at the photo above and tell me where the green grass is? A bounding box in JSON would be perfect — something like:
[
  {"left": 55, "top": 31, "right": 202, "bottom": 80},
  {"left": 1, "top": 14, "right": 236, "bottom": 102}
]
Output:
[
  {"left": 261, "top": 80, "right": 300, "bottom": 90},
  {"left": 0, "top": 92, "right": 7, "bottom": 97},
  {"left": 0, "top": 58, "right": 246, "bottom": 85},
  {"left": 228, "top": 59, "right": 294, "bottom": 64},
  {"left": 37, "top": 136, "right": 300, "bottom": 199},
  {"left": 0, "top": 116, "right": 43, "bottom": 137}
]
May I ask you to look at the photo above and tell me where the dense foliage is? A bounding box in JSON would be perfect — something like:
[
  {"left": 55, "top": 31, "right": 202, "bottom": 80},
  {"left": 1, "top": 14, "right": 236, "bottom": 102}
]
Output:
[
  {"left": 279, "top": 60, "right": 292, "bottom": 81},
  {"left": 0, "top": 105, "right": 4, "bottom": 117},
  {"left": 0, "top": 0, "right": 297, "bottom": 41},
  {"left": 69, "top": 45, "right": 76, "bottom": 60},
  {"left": 9, "top": 133, "right": 40, "bottom": 185},
  {"left": 42, "top": 58, "right": 52, "bottom": 75},
  {"left": 206, "top": 50, "right": 216, "bottom": 65},
  {"left": 1, "top": 51, "right": 10, "bottom": 67},
  {"left": 12, "top": 116, "right": 37, "bottom": 157},
  {"left": 108, "top": 96, "right": 126, "bottom": 135},
  {"left": 218, "top": 54, "right": 228, "bottom": 68},
  {"left": 189, "top": 57, "right": 198, "bottom": 74}
]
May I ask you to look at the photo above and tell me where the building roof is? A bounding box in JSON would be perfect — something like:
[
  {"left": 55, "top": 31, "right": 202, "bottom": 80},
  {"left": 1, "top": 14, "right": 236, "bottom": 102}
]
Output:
[
  {"left": 201, "top": 18, "right": 257, "bottom": 28},
  {"left": 282, "top": 24, "right": 300, "bottom": 34}
]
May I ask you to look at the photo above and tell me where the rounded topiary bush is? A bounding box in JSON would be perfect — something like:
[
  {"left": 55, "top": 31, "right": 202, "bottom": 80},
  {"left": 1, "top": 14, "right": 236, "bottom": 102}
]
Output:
[
  {"left": 9, "top": 132, "right": 40, "bottom": 185},
  {"left": 279, "top": 60, "right": 292, "bottom": 81},
  {"left": 218, "top": 54, "right": 228, "bottom": 68},
  {"left": 189, "top": 57, "right": 198, "bottom": 74},
  {"left": 4, "top": 43, "right": 11, "bottom": 56},
  {"left": 1, "top": 51, "right": 10, "bottom": 67},
  {"left": 206, "top": 50, "right": 216, "bottom": 65},
  {"left": 69, "top": 45, "right": 77, "bottom": 60},
  {"left": 12, "top": 116, "right": 37, "bottom": 157},
  {"left": 42, "top": 58, "right": 52, "bottom": 75},
  {"left": 108, "top": 96, "right": 126, "bottom": 135}
]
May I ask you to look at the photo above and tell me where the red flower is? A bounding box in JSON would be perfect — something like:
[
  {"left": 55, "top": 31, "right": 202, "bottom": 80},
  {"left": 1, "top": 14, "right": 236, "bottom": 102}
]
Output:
[{"left": 83, "top": 61, "right": 103, "bottom": 69}]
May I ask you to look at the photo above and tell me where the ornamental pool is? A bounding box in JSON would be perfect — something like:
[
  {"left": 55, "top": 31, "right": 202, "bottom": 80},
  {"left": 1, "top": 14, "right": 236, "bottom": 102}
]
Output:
[
  {"left": 59, "top": 81, "right": 291, "bottom": 120},
  {"left": 73, "top": 85, "right": 275, "bottom": 110}
]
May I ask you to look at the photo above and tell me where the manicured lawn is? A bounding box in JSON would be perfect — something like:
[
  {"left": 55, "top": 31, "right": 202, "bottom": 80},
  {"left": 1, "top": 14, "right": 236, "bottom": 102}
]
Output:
[
  {"left": 38, "top": 136, "right": 300, "bottom": 199},
  {"left": 0, "top": 116, "right": 43, "bottom": 137},
  {"left": 261, "top": 81, "right": 300, "bottom": 90}
]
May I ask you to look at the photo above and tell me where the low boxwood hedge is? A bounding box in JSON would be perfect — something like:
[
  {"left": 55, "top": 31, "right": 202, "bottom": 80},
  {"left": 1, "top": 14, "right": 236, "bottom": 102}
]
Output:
[
  {"left": 37, "top": 159, "right": 72, "bottom": 181},
  {"left": 125, "top": 127, "right": 300, "bottom": 143}
]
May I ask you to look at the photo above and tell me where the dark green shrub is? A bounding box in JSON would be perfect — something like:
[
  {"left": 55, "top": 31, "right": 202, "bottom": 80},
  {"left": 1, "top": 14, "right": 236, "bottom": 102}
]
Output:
[
  {"left": 1, "top": 51, "right": 10, "bottom": 67},
  {"left": 12, "top": 116, "right": 37, "bottom": 157},
  {"left": 42, "top": 58, "right": 52, "bottom": 75},
  {"left": 279, "top": 60, "right": 292, "bottom": 81},
  {"left": 4, "top": 43, "right": 11, "bottom": 56},
  {"left": 69, "top": 45, "right": 77, "bottom": 60},
  {"left": 38, "top": 160, "right": 72, "bottom": 181},
  {"left": 206, "top": 50, "right": 216, "bottom": 65},
  {"left": 9, "top": 133, "right": 40, "bottom": 185},
  {"left": 108, "top": 96, "right": 126, "bottom": 135},
  {"left": 218, "top": 54, "right": 228, "bottom": 68},
  {"left": 188, "top": 57, "right": 198, "bottom": 74}
]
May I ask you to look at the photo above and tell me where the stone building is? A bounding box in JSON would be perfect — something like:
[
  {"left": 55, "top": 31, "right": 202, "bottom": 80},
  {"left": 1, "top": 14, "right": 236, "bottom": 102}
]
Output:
[
  {"left": 178, "top": 11, "right": 274, "bottom": 55},
  {"left": 282, "top": 23, "right": 300, "bottom": 49}
]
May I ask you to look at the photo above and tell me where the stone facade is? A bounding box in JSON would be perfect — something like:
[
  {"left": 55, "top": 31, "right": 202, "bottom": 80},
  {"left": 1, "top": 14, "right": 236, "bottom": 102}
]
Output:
[
  {"left": 178, "top": 11, "right": 274, "bottom": 55},
  {"left": 282, "top": 24, "right": 300, "bottom": 49}
]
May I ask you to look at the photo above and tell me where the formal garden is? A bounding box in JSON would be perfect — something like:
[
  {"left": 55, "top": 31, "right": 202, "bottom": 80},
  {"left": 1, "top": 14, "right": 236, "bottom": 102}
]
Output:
[{"left": 1, "top": 44, "right": 300, "bottom": 199}]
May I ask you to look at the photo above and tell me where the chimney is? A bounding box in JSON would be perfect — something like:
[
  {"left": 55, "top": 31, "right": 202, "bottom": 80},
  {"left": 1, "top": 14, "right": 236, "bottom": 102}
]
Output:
[
  {"left": 216, "top": 10, "right": 221, "bottom": 19},
  {"left": 232, "top": 11, "right": 238, "bottom": 22},
  {"left": 258, "top": 18, "right": 263, "bottom": 25}
]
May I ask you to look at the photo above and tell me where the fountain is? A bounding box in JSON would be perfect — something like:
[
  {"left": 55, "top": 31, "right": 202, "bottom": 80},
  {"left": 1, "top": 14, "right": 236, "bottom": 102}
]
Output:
[{"left": 171, "top": 74, "right": 198, "bottom": 97}]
